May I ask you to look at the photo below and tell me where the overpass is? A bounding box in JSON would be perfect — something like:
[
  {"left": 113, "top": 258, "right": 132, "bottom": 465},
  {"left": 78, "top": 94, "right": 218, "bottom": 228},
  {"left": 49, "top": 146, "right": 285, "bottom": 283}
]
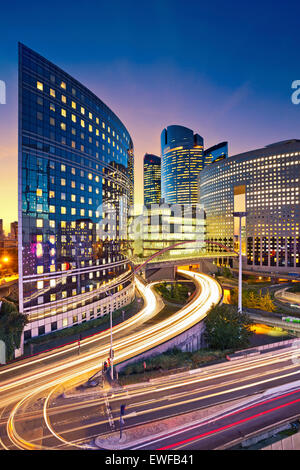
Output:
[
  {"left": 131, "top": 240, "right": 237, "bottom": 281},
  {"left": 245, "top": 310, "right": 300, "bottom": 336}
]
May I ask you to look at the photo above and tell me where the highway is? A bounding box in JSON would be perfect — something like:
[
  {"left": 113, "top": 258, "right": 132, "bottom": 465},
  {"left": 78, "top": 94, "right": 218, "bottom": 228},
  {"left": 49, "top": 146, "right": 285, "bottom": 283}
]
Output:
[
  {"left": 0, "top": 269, "right": 222, "bottom": 450},
  {"left": 1, "top": 269, "right": 299, "bottom": 451},
  {"left": 2, "top": 340, "right": 300, "bottom": 450}
]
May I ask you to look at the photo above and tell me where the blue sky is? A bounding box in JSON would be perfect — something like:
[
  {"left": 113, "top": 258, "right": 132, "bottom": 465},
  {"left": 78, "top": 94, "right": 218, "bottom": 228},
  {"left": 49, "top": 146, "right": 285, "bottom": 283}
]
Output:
[{"left": 0, "top": 0, "right": 299, "bottom": 230}]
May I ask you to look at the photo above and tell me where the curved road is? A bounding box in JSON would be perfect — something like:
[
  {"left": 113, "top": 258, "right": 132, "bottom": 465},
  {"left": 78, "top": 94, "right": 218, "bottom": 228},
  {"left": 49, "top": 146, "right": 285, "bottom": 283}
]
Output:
[{"left": 0, "top": 269, "right": 222, "bottom": 450}]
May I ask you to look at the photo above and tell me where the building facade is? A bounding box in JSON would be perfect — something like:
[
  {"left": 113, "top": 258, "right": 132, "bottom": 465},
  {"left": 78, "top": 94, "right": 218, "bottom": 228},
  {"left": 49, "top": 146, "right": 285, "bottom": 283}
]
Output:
[
  {"left": 161, "top": 125, "right": 208, "bottom": 205},
  {"left": 143, "top": 154, "right": 161, "bottom": 206},
  {"left": 131, "top": 201, "right": 205, "bottom": 260},
  {"left": 203, "top": 142, "right": 228, "bottom": 164},
  {"left": 199, "top": 140, "right": 300, "bottom": 275},
  {"left": 18, "top": 44, "right": 135, "bottom": 341}
]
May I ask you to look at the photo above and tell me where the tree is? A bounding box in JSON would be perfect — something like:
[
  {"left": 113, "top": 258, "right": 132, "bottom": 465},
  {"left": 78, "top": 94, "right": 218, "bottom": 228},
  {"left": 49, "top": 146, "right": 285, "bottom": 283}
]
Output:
[
  {"left": 0, "top": 298, "right": 28, "bottom": 361},
  {"left": 204, "top": 304, "right": 254, "bottom": 351},
  {"left": 230, "top": 288, "right": 275, "bottom": 312}
]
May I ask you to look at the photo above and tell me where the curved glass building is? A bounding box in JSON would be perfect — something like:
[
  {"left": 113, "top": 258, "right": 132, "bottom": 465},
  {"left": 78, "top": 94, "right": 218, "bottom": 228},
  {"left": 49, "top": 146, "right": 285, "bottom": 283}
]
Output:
[
  {"left": 143, "top": 154, "right": 161, "bottom": 205},
  {"left": 161, "top": 125, "right": 207, "bottom": 204},
  {"left": 199, "top": 140, "right": 300, "bottom": 276},
  {"left": 18, "top": 44, "right": 135, "bottom": 341}
]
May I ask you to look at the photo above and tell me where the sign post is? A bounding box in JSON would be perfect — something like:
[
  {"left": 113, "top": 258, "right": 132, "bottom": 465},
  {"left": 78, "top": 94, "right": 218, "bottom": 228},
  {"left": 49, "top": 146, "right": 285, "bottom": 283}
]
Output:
[{"left": 120, "top": 404, "right": 126, "bottom": 440}]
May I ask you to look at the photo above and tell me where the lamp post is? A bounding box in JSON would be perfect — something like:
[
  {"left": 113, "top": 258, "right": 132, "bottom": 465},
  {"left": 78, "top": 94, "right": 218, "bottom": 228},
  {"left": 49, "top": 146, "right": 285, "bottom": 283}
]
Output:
[{"left": 233, "top": 212, "right": 248, "bottom": 313}]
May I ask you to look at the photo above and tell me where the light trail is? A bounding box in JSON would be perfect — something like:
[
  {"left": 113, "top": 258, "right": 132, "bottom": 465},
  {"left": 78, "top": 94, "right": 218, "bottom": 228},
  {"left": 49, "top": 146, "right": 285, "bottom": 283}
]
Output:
[
  {"left": 0, "top": 270, "right": 220, "bottom": 396},
  {"left": 3, "top": 269, "right": 222, "bottom": 448},
  {"left": 157, "top": 389, "right": 300, "bottom": 450}
]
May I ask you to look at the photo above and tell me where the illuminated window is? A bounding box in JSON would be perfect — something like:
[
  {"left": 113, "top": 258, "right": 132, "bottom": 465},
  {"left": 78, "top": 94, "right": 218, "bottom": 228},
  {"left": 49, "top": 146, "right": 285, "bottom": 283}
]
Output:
[
  {"left": 61, "top": 95, "right": 67, "bottom": 103},
  {"left": 61, "top": 81, "right": 66, "bottom": 89},
  {"left": 71, "top": 114, "right": 76, "bottom": 122},
  {"left": 36, "top": 188, "right": 42, "bottom": 197},
  {"left": 50, "top": 88, "right": 56, "bottom": 97},
  {"left": 72, "top": 101, "right": 76, "bottom": 109},
  {"left": 36, "top": 219, "right": 43, "bottom": 228},
  {"left": 81, "top": 106, "right": 85, "bottom": 115},
  {"left": 50, "top": 103, "right": 55, "bottom": 112},
  {"left": 61, "top": 108, "right": 67, "bottom": 117},
  {"left": 37, "top": 81, "right": 43, "bottom": 91}
]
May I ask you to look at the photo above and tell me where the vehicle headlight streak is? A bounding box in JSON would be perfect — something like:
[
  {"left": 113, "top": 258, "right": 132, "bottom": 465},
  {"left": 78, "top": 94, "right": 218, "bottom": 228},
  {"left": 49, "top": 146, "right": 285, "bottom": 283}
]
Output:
[{"left": 4, "top": 270, "right": 221, "bottom": 448}]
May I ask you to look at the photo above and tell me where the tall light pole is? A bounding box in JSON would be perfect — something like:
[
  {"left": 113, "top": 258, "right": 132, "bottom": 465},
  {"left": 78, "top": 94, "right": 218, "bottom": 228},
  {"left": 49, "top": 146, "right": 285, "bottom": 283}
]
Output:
[
  {"left": 106, "top": 290, "right": 114, "bottom": 380},
  {"left": 233, "top": 212, "right": 248, "bottom": 313}
]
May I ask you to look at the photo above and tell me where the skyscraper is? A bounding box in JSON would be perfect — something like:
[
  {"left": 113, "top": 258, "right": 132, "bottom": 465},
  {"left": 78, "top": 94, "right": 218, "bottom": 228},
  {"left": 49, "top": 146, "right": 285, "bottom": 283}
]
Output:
[
  {"left": 143, "top": 154, "right": 161, "bottom": 206},
  {"left": 203, "top": 142, "right": 228, "bottom": 164},
  {"left": 161, "top": 125, "right": 206, "bottom": 204},
  {"left": 18, "top": 44, "right": 135, "bottom": 341}
]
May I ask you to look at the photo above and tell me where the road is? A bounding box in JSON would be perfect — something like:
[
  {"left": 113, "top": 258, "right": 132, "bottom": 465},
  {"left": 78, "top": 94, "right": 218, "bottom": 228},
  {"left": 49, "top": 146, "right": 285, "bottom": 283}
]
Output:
[
  {"left": 2, "top": 341, "right": 300, "bottom": 450},
  {"left": 0, "top": 270, "right": 222, "bottom": 450}
]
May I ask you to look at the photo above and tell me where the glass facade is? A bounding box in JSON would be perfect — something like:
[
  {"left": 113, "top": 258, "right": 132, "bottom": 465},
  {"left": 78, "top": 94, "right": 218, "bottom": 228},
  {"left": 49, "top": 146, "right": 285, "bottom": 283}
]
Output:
[
  {"left": 161, "top": 125, "right": 208, "bottom": 205},
  {"left": 143, "top": 154, "right": 161, "bottom": 205},
  {"left": 139, "top": 203, "right": 206, "bottom": 260},
  {"left": 203, "top": 142, "right": 228, "bottom": 164},
  {"left": 199, "top": 140, "right": 300, "bottom": 274},
  {"left": 18, "top": 44, "right": 134, "bottom": 338}
]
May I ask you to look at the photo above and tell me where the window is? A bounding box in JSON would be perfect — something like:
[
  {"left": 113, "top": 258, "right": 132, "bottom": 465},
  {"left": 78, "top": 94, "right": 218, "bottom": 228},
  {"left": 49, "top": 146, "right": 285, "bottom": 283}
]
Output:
[
  {"left": 50, "top": 88, "right": 56, "bottom": 97},
  {"left": 38, "top": 325, "right": 45, "bottom": 336},
  {"left": 61, "top": 81, "right": 66, "bottom": 89},
  {"left": 37, "top": 81, "right": 43, "bottom": 91}
]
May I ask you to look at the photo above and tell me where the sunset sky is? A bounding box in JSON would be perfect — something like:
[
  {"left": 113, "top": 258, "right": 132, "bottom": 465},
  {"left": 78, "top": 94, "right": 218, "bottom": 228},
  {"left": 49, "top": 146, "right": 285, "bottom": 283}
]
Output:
[{"left": 1, "top": 0, "right": 300, "bottom": 233}]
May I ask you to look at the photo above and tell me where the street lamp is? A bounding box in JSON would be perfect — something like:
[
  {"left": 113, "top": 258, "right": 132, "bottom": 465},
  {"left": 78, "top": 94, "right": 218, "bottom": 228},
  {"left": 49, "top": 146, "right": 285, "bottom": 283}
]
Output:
[
  {"left": 233, "top": 212, "right": 248, "bottom": 313},
  {"left": 106, "top": 290, "right": 114, "bottom": 380}
]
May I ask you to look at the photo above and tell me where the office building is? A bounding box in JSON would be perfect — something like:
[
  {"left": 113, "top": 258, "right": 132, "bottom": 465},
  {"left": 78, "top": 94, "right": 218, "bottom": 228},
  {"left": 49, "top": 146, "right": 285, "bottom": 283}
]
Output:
[
  {"left": 161, "top": 125, "right": 208, "bottom": 204},
  {"left": 203, "top": 142, "right": 228, "bottom": 164},
  {"left": 199, "top": 140, "right": 300, "bottom": 275},
  {"left": 18, "top": 44, "right": 135, "bottom": 341},
  {"left": 143, "top": 154, "right": 161, "bottom": 206}
]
